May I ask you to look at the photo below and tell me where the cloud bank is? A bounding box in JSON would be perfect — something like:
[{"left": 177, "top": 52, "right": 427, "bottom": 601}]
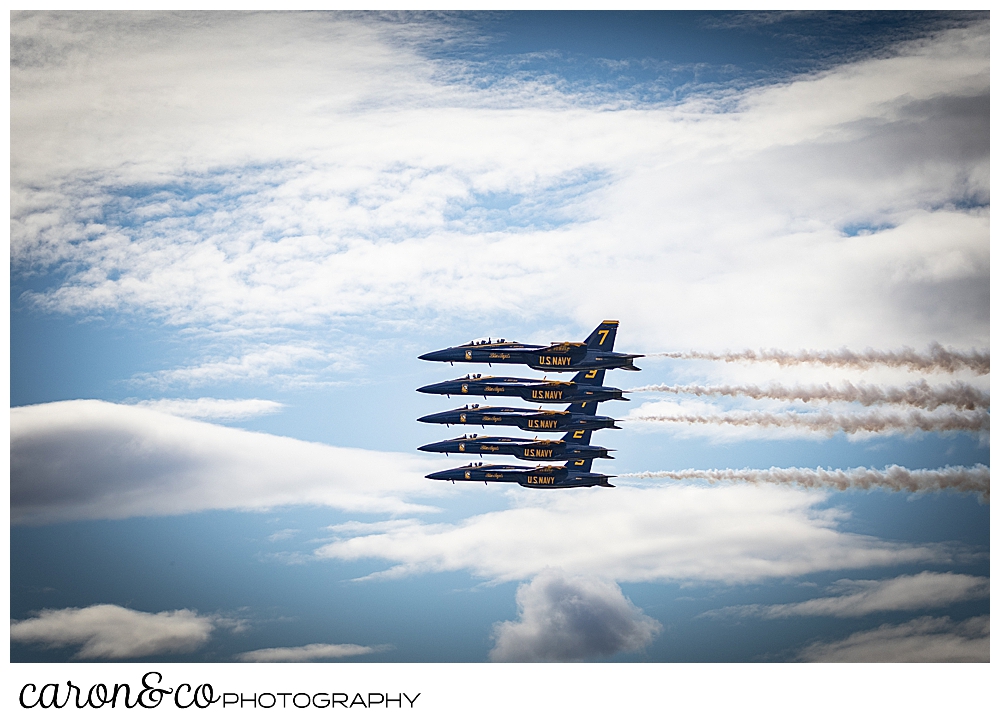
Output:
[
  {"left": 489, "top": 570, "right": 662, "bottom": 662},
  {"left": 11, "top": 400, "right": 440, "bottom": 524},
  {"left": 10, "top": 605, "right": 214, "bottom": 660},
  {"left": 316, "top": 486, "right": 954, "bottom": 584},
  {"left": 10, "top": 13, "right": 989, "bottom": 382}
]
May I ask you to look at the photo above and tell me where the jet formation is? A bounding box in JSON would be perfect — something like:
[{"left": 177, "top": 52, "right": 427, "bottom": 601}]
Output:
[{"left": 417, "top": 320, "right": 637, "bottom": 489}]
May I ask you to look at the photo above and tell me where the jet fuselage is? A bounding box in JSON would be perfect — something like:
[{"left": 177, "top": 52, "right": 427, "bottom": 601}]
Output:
[
  {"left": 419, "top": 341, "right": 642, "bottom": 372},
  {"left": 426, "top": 462, "right": 614, "bottom": 489},
  {"left": 418, "top": 320, "right": 642, "bottom": 372},
  {"left": 417, "top": 405, "right": 619, "bottom": 432},
  {"left": 418, "top": 434, "right": 613, "bottom": 461},
  {"left": 416, "top": 374, "right": 627, "bottom": 404}
]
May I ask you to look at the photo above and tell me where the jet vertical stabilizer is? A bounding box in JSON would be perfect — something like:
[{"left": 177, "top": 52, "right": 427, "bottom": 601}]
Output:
[{"left": 585, "top": 320, "right": 618, "bottom": 352}]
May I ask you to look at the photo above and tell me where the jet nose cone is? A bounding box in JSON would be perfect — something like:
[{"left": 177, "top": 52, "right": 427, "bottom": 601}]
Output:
[
  {"left": 418, "top": 349, "right": 450, "bottom": 362},
  {"left": 418, "top": 442, "right": 449, "bottom": 453},
  {"left": 426, "top": 469, "right": 453, "bottom": 480},
  {"left": 416, "top": 383, "right": 443, "bottom": 394}
]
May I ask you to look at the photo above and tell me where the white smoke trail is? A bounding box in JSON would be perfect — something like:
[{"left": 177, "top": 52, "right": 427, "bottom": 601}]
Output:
[
  {"left": 628, "top": 381, "right": 989, "bottom": 411},
  {"left": 651, "top": 344, "right": 989, "bottom": 375},
  {"left": 621, "top": 465, "right": 989, "bottom": 500},
  {"left": 630, "top": 409, "right": 989, "bottom": 435}
]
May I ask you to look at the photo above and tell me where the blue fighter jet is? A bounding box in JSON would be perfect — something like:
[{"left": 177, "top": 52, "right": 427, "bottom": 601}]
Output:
[
  {"left": 417, "top": 401, "right": 620, "bottom": 432},
  {"left": 427, "top": 458, "right": 615, "bottom": 489},
  {"left": 418, "top": 428, "right": 613, "bottom": 462},
  {"left": 419, "top": 320, "right": 642, "bottom": 372},
  {"left": 416, "top": 370, "right": 627, "bottom": 404}
]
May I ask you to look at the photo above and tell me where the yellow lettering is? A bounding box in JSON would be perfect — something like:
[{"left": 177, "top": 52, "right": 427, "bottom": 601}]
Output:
[
  {"left": 528, "top": 419, "right": 558, "bottom": 429},
  {"left": 585, "top": 369, "right": 597, "bottom": 379},
  {"left": 533, "top": 390, "right": 563, "bottom": 400},
  {"left": 537, "top": 355, "right": 571, "bottom": 366},
  {"left": 573, "top": 430, "right": 584, "bottom": 439},
  {"left": 597, "top": 329, "right": 609, "bottom": 345}
]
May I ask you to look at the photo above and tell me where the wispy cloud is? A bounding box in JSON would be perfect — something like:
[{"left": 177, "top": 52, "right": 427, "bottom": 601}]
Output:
[
  {"left": 489, "top": 569, "right": 662, "bottom": 662},
  {"left": 134, "top": 343, "right": 348, "bottom": 388},
  {"left": 235, "top": 643, "right": 387, "bottom": 662},
  {"left": 10, "top": 604, "right": 214, "bottom": 660},
  {"left": 135, "top": 397, "right": 285, "bottom": 420},
  {"left": 797, "top": 615, "right": 989, "bottom": 662},
  {"left": 11, "top": 400, "right": 442, "bottom": 524},
  {"left": 705, "top": 572, "right": 989, "bottom": 618}
]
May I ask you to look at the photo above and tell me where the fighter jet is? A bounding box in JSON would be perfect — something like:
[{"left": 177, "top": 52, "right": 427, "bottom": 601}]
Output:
[
  {"left": 418, "top": 428, "right": 613, "bottom": 462},
  {"left": 418, "top": 320, "right": 642, "bottom": 372},
  {"left": 416, "top": 370, "right": 627, "bottom": 404},
  {"left": 426, "top": 458, "right": 614, "bottom": 488},
  {"left": 417, "top": 401, "right": 619, "bottom": 432}
]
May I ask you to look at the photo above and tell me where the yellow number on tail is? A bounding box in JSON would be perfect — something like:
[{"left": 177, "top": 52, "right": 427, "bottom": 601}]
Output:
[{"left": 597, "top": 329, "right": 609, "bottom": 345}]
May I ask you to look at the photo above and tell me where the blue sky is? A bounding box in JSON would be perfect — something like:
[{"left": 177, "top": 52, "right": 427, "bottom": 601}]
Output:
[{"left": 10, "top": 10, "right": 989, "bottom": 667}]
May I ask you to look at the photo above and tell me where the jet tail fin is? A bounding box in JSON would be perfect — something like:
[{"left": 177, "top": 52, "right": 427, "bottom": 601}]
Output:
[
  {"left": 571, "top": 368, "right": 606, "bottom": 386},
  {"left": 561, "top": 428, "right": 593, "bottom": 445},
  {"left": 563, "top": 392, "right": 600, "bottom": 444},
  {"left": 570, "top": 458, "right": 594, "bottom": 473},
  {"left": 584, "top": 320, "right": 618, "bottom": 352}
]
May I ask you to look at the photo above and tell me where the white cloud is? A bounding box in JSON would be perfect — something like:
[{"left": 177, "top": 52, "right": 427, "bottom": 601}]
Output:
[
  {"left": 133, "top": 343, "right": 350, "bottom": 388},
  {"left": 489, "top": 570, "right": 662, "bottom": 662},
  {"left": 10, "top": 13, "right": 988, "bottom": 374},
  {"left": 797, "top": 615, "right": 989, "bottom": 662},
  {"left": 315, "top": 485, "right": 953, "bottom": 585},
  {"left": 10, "top": 604, "right": 214, "bottom": 660},
  {"left": 135, "top": 397, "right": 285, "bottom": 420},
  {"left": 235, "top": 643, "right": 383, "bottom": 662},
  {"left": 10, "top": 400, "right": 442, "bottom": 524},
  {"left": 707, "top": 572, "right": 989, "bottom": 618}
]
